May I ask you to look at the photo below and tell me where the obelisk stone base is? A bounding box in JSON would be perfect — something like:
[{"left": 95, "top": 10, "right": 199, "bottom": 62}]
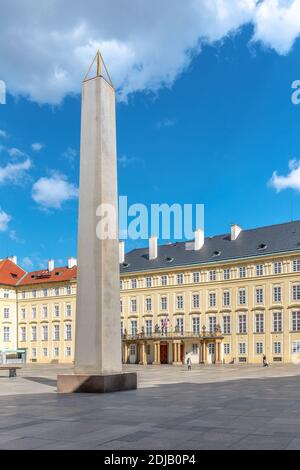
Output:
[{"left": 57, "top": 372, "right": 137, "bottom": 394}]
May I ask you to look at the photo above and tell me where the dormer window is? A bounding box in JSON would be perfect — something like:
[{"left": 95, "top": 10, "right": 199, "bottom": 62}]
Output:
[{"left": 258, "top": 243, "right": 267, "bottom": 250}]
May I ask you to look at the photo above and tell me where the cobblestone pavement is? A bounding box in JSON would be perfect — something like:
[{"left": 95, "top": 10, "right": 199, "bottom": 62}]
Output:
[{"left": 0, "top": 364, "right": 300, "bottom": 449}]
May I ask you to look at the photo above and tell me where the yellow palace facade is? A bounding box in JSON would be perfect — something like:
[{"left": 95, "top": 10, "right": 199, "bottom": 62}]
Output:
[{"left": 0, "top": 220, "right": 300, "bottom": 366}]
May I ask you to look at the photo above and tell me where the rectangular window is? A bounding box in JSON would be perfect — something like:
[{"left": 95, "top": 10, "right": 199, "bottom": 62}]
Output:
[
  {"left": 65, "top": 324, "right": 72, "bottom": 340},
  {"left": 292, "top": 259, "right": 300, "bottom": 272},
  {"left": 54, "top": 347, "right": 59, "bottom": 357},
  {"left": 43, "top": 348, "right": 48, "bottom": 357},
  {"left": 129, "top": 344, "right": 136, "bottom": 356},
  {"left": 223, "top": 291, "right": 230, "bottom": 307},
  {"left": 255, "top": 288, "right": 264, "bottom": 304},
  {"left": 145, "top": 277, "right": 152, "bottom": 288},
  {"left": 256, "top": 342, "right": 263, "bottom": 354},
  {"left": 145, "top": 297, "right": 152, "bottom": 312},
  {"left": 238, "top": 314, "right": 247, "bottom": 334},
  {"left": 176, "top": 318, "right": 184, "bottom": 334},
  {"left": 161, "top": 275, "right": 168, "bottom": 286},
  {"left": 238, "top": 289, "right": 246, "bottom": 305},
  {"left": 66, "top": 304, "right": 71, "bottom": 316},
  {"left": 42, "top": 325, "right": 48, "bottom": 341},
  {"left": 256, "top": 264, "right": 264, "bottom": 276},
  {"left": 223, "top": 268, "right": 230, "bottom": 280},
  {"left": 273, "top": 286, "right": 282, "bottom": 303},
  {"left": 21, "top": 327, "right": 26, "bottom": 342},
  {"left": 131, "top": 279, "right": 137, "bottom": 289},
  {"left": 177, "top": 274, "right": 184, "bottom": 285},
  {"left": 274, "top": 341, "right": 281, "bottom": 354},
  {"left": 65, "top": 347, "right": 71, "bottom": 357},
  {"left": 131, "top": 299, "right": 137, "bottom": 313},
  {"left": 145, "top": 320, "right": 152, "bottom": 336},
  {"left": 31, "top": 326, "right": 37, "bottom": 341},
  {"left": 239, "top": 267, "right": 246, "bottom": 278},
  {"left": 223, "top": 316, "right": 231, "bottom": 334},
  {"left": 161, "top": 296, "right": 168, "bottom": 310},
  {"left": 21, "top": 308, "right": 26, "bottom": 319},
  {"left": 192, "top": 317, "right": 200, "bottom": 334},
  {"left": 224, "top": 343, "right": 230, "bottom": 355},
  {"left": 292, "top": 341, "right": 300, "bottom": 354},
  {"left": 209, "top": 292, "right": 216, "bottom": 308},
  {"left": 54, "top": 287, "right": 59, "bottom": 296},
  {"left": 32, "top": 290, "right": 37, "bottom": 298},
  {"left": 120, "top": 280, "right": 123, "bottom": 290},
  {"left": 192, "top": 294, "right": 200, "bottom": 309},
  {"left": 53, "top": 325, "right": 60, "bottom": 341},
  {"left": 209, "top": 270, "right": 216, "bottom": 281},
  {"left": 273, "top": 311, "right": 283, "bottom": 332},
  {"left": 193, "top": 272, "right": 200, "bottom": 283},
  {"left": 4, "top": 289, "right": 9, "bottom": 298},
  {"left": 208, "top": 316, "right": 216, "bottom": 333},
  {"left": 3, "top": 327, "right": 10, "bottom": 342},
  {"left": 42, "top": 306, "right": 48, "bottom": 318},
  {"left": 292, "top": 284, "right": 300, "bottom": 301},
  {"left": 120, "top": 321, "right": 124, "bottom": 336},
  {"left": 3, "top": 307, "right": 9, "bottom": 319},
  {"left": 176, "top": 295, "right": 184, "bottom": 309},
  {"left": 43, "top": 288, "right": 48, "bottom": 297},
  {"left": 255, "top": 313, "right": 264, "bottom": 333},
  {"left": 192, "top": 344, "right": 199, "bottom": 355},
  {"left": 31, "top": 307, "right": 37, "bottom": 319},
  {"left": 54, "top": 305, "right": 59, "bottom": 317},
  {"left": 131, "top": 320, "right": 138, "bottom": 336},
  {"left": 120, "top": 299, "right": 123, "bottom": 314},
  {"left": 274, "top": 262, "right": 282, "bottom": 274},
  {"left": 66, "top": 286, "right": 71, "bottom": 295},
  {"left": 239, "top": 343, "right": 246, "bottom": 355},
  {"left": 292, "top": 311, "right": 300, "bottom": 332},
  {"left": 32, "top": 348, "right": 37, "bottom": 358},
  {"left": 21, "top": 291, "right": 26, "bottom": 299}
]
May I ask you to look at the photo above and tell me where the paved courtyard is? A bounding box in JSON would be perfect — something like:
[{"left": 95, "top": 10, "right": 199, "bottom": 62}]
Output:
[{"left": 1, "top": 364, "right": 300, "bottom": 449}]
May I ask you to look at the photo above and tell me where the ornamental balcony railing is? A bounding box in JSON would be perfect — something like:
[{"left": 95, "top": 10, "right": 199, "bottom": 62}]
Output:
[{"left": 122, "top": 328, "right": 223, "bottom": 342}]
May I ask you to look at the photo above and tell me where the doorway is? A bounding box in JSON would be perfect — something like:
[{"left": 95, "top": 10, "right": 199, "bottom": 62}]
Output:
[
  {"left": 207, "top": 342, "right": 215, "bottom": 364},
  {"left": 160, "top": 344, "right": 168, "bottom": 364}
]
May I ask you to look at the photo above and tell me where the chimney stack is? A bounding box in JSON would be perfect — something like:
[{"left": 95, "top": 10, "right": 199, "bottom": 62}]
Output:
[
  {"left": 149, "top": 235, "right": 158, "bottom": 260},
  {"left": 68, "top": 257, "right": 77, "bottom": 269},
  {"left": 8, "top": 255, "right": 17, "bottom": 265},
  {"left": 231, "top": 224, "right": 242, "bottom": 241},
  {"left": 48, "top": 259, "right": 54, "bottom": 272},
  {"left": 194, "top": 228, "right": 204, "bottom": 251},
  {"left": 119, "top": 241, "right": 125, "bottom": 264}
]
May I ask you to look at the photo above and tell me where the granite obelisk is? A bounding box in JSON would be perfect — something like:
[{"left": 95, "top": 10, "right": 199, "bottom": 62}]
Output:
[{"left": 57, "top": 52, "right": 136, "bottom": 393}]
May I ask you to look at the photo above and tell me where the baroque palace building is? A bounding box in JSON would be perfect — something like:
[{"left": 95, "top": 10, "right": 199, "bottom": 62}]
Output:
[{"left": 1, "top": 220, "right": 300, "bottom": 365}]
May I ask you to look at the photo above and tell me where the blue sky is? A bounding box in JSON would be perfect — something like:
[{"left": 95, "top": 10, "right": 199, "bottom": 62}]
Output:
[{"left": 1, "top": 2, "right": 300, "bottom": 270}]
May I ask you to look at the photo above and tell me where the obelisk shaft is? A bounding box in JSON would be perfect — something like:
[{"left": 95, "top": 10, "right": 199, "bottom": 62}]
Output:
[{"left": 74, "top": 75, "right": 121, "bottom": 374}]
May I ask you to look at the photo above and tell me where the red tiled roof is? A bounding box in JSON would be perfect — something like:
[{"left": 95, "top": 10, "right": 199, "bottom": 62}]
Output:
[
  {"left": 18, "top": 266, "right": 77, "bottom": 286},
  {"left": 0, "top": 259, "right": 26, "bottom": 286}
]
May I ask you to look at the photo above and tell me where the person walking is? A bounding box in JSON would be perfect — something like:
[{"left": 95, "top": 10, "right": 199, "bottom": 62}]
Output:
[
  {"left": 262, "top": 354, "right": 269, "bottom": 367},
  {"left": 186, "top": 356, "right": 192, "bottom": 371}
]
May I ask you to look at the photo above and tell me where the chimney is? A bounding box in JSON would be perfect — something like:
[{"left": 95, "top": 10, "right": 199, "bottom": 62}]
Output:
[
  {"left": 194, "top": 228, "right": 204, "bottom": 251},
  {"left": 48, "top": 259, "right": 54, "bottom": 272},
  {"left": 119, "top": 241, "right": 125, "bottom": 264},
  {"left": 149, "top": 235, "right": 158, "bottom": 260},
  {"left": 8, "top": 255, "right": 17, "bottom": 265},
  {"left": 231, "top": 224, "right": 242, "bottom": 241},
  {"left": 68, "top": 257, "right": 77, "bottom": 269}
]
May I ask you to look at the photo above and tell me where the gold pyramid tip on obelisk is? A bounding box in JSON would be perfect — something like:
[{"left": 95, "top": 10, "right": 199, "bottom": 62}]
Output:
[{"left": 83, "top": 49, "right": 114, "bottom": 88}]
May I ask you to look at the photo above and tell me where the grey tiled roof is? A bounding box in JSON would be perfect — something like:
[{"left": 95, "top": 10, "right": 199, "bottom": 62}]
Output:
[{"left": 120, "top": 220, "right": 300, "bottom": 274}]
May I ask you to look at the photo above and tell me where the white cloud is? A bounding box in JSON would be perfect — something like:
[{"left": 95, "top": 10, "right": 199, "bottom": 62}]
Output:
[
  {"left": 1, "top": 1, "right": 300, "bottom": 105},
  {"left": 8, "top": 147, "right": 27, "bottom": 158},
  {"left": 270, "top": 159, "right": 300, "bottom": 192},
  {"left": 22, "top": 256, "right": 34, "bottom": 268},
  {"left": 0, "top": 209, "right": 11, "bottom": 232},
  {"left": 118, "top": 155, "right": 138, "bottom": 168},
  {"left": 62, "top": 147, "right": 77, "bottom": 161},
  {"left": 0, "top": 130, "right": 8, "bottom": 138},
  {"left": 31, "top": 142, "right": 44, "bottom": 152},
  {"left": 0, "top": 158, "right": 32, "bottom": 185},
  {"left": 32, "top": 172, "right": 78, "bottom": 209}
]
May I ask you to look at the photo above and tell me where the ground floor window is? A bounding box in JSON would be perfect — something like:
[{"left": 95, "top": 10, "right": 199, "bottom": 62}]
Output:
[
  {"left": 130, "top": 344, "right": 136, "bottom": 356},
  {"left": 43, "top": 348, "right": 48, "bottom": 357},
  {"left": 292, "top": 341, "right": 300, "bottom": 354},
  {"left": 32, "top": 348, "right": 36, "bottom": 358},
  {"left": 274, "top": 342, "right": 281, "bottom": 354},
  {"left": 239, "top": 343, "right": 246, "bottom": 355},
  {"left": 223, "top": 343, "right": 230, "bottom": 355},
  {"left": 208, "top": 343, "right": 215, "bottom": 355},
  {"left": 256, "top": 342, "right": 263, "bottom": 354},
  {"left": 65, "top": 347, "right": 71, "bottom": 357},
  {"left": 192, "top": 344, "right": 199, "bottom": 355},
  {"left": 53, "top": 347, "right": 59, "bottom": 357}
]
